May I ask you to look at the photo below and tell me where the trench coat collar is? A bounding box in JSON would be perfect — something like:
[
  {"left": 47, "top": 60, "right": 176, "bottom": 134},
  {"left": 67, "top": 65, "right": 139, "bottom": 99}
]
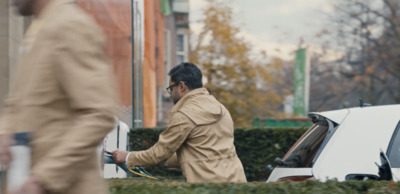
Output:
[
  {"left": 170, "top": 88, "right": 209, "bottom": 113},
  {"left": 36, "top": 0, "right": 75, "bottom": 20}
]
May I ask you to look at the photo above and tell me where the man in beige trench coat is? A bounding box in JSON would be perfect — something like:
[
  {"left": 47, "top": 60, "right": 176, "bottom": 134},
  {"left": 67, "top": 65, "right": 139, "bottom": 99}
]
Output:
[
  {"left": 112, "top": 63, "right": 247, "bottom": 183},
  {"left": 0, "top": 0, "right": 117, "bottom": 193}
]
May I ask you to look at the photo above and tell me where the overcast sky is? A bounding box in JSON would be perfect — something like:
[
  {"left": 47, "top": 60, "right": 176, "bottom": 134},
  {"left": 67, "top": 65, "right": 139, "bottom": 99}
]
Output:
[{"left": 189, "top": 0, "right": 337, "bottom": 60}]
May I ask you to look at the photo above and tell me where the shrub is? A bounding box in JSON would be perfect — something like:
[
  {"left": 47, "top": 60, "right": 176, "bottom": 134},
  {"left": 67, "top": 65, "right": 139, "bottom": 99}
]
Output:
[
  {"left": 108, "top": 179, "right": 400, "bottom": 194},
  {"left": 129, "top": 127, "right": 307, "bottom": 181}
]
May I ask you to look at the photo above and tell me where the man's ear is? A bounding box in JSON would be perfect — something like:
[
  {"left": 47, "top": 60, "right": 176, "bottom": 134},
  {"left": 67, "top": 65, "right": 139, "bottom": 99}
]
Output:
[{"left": 179, "top": 81, "right": 188, "bottom": 92}]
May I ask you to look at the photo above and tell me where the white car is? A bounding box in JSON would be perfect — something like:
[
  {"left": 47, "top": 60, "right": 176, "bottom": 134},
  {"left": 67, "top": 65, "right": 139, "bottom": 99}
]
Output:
[
  {"left": 100, "top": 118, "right": 130, "bottom": 178},
  {"left": 267, "top": 104, "right": 400, "bottom": 182}
]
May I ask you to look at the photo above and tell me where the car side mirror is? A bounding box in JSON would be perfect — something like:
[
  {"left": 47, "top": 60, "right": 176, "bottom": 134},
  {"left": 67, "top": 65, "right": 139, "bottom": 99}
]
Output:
[{"left": 375, "top": 149, "right": 393, "bottom": 181}]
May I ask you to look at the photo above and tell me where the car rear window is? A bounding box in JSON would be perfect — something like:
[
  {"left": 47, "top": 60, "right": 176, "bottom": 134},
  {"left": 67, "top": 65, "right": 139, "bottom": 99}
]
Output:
[{"left": 281, "top": 120, "right": 330, "bottom": 168}]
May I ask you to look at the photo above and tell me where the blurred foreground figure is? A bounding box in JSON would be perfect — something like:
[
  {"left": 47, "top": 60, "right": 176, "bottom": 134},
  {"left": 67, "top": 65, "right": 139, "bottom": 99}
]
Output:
[
  {"left": 0, "top": 0, "right": 118, "bottom": 193},
  {"left": 112, "top": 63, "right": 247, "bottom": 183}
]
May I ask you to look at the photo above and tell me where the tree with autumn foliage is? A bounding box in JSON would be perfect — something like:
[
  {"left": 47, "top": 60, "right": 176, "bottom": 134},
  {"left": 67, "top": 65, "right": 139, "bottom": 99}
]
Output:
[
  {"left": 190, "top": 0, "right": 286, "bottom": 127},
  {"left": 331, "top": 0, "right": 400, "bottom": 104}
]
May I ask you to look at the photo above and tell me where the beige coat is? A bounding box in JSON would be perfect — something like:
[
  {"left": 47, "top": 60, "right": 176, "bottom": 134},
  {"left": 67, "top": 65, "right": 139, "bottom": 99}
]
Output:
[
  {"left": 0, "top": 0, "right": 117, "bottom": 193},
  {"left": 127, "top": 88, "right": 247, "bottom": 183}
]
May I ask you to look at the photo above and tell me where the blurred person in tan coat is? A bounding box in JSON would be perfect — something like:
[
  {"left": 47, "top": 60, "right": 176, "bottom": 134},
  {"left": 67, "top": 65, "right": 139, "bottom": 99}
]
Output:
[
  {"left": 0, "top": 0, "right": 118, "bottom": 193},
  {"left": 112, "top": 63, "right": 247, "bottom": 183}
]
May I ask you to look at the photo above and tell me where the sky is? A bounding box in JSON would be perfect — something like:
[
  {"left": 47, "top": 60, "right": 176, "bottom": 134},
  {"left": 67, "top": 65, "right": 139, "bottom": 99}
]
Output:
[{"left": 189, "top": 0, "right": 340, "bottom": 61}]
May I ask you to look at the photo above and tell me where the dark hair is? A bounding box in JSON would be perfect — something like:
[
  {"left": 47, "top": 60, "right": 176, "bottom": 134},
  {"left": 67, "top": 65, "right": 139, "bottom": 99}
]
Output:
[{"left": 168, "top": 62, "right": 203, "bottom": 90}]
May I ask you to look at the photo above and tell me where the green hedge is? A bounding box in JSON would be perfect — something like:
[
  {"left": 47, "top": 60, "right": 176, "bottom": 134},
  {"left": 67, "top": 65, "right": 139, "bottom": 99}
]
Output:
[
  {"left": 129, "top": 127, "right": 307, "bottom": 182},
  {"left": 108, "top": 179, "right": 400, "bottom": 194}
]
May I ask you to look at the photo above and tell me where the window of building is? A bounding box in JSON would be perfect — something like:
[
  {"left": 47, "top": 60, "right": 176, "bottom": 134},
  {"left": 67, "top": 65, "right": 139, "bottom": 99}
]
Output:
[
  {"left": 177, "top": 55, "right": 185, "bottom": 64},
  {"left": 177, "top": 34, "right": 184, "bottom": 52}
]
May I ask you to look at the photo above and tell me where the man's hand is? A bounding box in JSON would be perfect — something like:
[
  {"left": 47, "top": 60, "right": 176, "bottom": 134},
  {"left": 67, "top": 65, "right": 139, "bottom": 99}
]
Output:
[
  {"left": 112, "top": 150, "right": 128, "bottom": 164},
  {"left": 17, "top": 176, "right": 44, "bottom": 194},
  {"left": 0, "top": 134, "right": 13, "bottom": 168}
]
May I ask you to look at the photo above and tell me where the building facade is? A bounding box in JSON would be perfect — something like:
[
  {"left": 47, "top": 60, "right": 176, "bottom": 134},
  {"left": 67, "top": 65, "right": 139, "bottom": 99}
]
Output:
[{"left": 0, "top": 0, "right": 190, "bottom": 128}]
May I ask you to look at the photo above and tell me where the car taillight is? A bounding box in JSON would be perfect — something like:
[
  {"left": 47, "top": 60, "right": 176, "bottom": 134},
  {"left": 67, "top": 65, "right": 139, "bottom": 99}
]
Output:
[{"left": 277, "top": 176, "right": 315, "bottom": 182}]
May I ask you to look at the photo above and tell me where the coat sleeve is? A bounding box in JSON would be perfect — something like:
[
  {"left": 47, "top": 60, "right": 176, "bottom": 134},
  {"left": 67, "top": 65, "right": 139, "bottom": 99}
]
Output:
[
  {"left": 127, "top": 112, "right": 195, "bottom": 169},
  {"left": 30, "top": 17, "right": 118, "bottom": 192}
]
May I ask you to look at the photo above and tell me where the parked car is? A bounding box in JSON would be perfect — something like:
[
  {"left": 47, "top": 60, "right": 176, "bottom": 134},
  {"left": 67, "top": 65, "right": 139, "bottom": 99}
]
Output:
[
  {"left": 100, "top": 118, "right": 130, "bottom": 178},
  {"left": 267, "top": 104, "right": 400, "bottom": 182}
]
